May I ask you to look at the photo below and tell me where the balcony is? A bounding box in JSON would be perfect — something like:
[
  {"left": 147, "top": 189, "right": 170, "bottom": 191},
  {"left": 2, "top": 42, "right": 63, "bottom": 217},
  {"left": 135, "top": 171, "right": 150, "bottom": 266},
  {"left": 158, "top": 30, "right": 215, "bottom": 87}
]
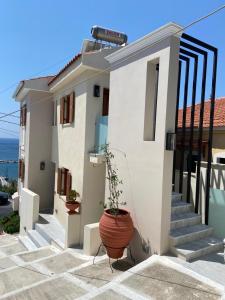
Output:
[{"left": 89, "top": 116, "right": 108, "bottom": 164}]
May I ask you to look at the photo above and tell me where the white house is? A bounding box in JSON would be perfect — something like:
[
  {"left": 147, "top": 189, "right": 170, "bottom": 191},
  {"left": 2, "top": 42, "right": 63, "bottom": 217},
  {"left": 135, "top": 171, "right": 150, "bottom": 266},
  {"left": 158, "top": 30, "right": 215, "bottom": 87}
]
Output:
[
  {"left": 13, "top": 40, "right": 119, "bottom": 249},
  {"left": 12, "top": 23, "right": 223, "bottom": 262}
]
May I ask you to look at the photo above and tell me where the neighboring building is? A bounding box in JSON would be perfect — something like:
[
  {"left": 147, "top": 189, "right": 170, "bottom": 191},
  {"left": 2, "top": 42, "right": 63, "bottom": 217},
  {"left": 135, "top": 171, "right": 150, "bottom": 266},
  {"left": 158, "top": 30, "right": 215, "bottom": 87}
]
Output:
[
  {"left": 13, "top": 76, "right": 55, "bottom": 215},
  {"left": 13, "top": 39, "right": 119, "bottom": 248},
  {"left": 177, "top": 97, "right": 225, "bottom": 172}
]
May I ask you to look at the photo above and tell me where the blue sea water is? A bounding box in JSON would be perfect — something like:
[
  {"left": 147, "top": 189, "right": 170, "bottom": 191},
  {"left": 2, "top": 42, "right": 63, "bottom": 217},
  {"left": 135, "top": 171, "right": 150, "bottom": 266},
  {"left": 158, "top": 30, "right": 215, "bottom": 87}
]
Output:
[{"left": 0, "top": 138, "right": 19, "bottom": 180}]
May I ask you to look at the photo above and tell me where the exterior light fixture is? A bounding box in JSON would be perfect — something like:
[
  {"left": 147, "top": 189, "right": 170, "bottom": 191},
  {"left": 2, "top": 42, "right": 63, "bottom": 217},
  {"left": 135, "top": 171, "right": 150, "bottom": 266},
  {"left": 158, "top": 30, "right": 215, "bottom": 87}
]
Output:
[
  {"left": 93, "top": 85, "right": 100, "bottom": 97},
  {"left": 40, "top": 161, "right": 45, "bottom": 170},
  {"left": 166, "top": 132, "right": 176, "bottom": 151}
]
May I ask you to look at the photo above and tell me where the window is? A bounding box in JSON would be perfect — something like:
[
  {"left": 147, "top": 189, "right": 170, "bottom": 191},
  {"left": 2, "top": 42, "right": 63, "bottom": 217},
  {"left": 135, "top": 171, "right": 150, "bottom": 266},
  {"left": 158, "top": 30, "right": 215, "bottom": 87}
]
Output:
[
  {"left": 217, "top": 157, "right": 225, "bottom": 164},
  {"left": 57, "top": 168, "right": 72, "bottom": 197},
  {"left": 18, "top": 159, "right": 25, "bottom": 181},
  {"left": 60, "top": 91, "right": 75, "bottom": 124},
  {"left": 102, "top": 88, "right": 109, "bottom": 116},
  {"left": 143, "top": 61, "right": 159, "bottom": 141},
  {"left": 20, "top": 105, "right": 27, "bottom": 126}
]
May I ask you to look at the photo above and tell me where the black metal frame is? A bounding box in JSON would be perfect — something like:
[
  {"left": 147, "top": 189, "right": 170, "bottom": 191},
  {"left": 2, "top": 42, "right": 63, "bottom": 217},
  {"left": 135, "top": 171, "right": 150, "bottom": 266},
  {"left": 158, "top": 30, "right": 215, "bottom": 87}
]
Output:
[{"left": 173, "top": 33, "right": 218, "bottom": 224}]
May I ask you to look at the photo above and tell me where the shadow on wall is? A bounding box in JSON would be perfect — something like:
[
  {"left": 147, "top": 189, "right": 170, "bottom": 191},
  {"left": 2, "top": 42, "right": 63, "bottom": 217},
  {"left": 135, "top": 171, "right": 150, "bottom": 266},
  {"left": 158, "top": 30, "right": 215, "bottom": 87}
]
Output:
[{"left": 129, "top": 228, "right": 153, "bottom": 263}]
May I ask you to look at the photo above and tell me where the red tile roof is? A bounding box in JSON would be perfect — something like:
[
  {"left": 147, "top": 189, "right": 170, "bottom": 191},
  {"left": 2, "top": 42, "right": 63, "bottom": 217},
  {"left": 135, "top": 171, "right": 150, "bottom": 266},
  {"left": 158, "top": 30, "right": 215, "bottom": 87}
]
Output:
[
  {"left": 178, "top": 97, "right": 225, "bottom": 128},
  {"left": 48, "top": 53, "right": 82, "bottom": 86}
]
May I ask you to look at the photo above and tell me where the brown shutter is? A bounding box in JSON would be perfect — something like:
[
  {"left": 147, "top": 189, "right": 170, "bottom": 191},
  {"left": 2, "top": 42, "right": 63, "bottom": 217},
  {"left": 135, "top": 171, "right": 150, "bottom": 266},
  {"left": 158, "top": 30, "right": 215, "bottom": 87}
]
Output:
[
  {"left": 102, "top": 88, "right": 109, "bottom": 116},
  {"left": 18, "top": 159, "right": 22, "bottom": 178},
  {"left": 57, "top": 168, "right": 62, "bottom": 194},
  {"left": 63, "top": 168, "right": 68, "bottom": 195},
  {"left": 69, "top": 92, "right": 75, "bottom": 123},
  {"left": 23, "top": 105, "right": 27, "bottom": 126},
  {"left": 20, "top": 105, "right": 26, "bottom": 126},
  {"left": 21, "top": 160, "right": 25, "bottom": 182},
  {"left": 20, "top": 108, "right": 23, "bottom": 126},
  {"left": 66, "top": 172, "right": 72, "bottom": 199},
  {"left": 60, "top": 97, "right": 65, "bottom": 124},
  {"left": 60, "top": 168, "right": 66, "bottom": 195}
]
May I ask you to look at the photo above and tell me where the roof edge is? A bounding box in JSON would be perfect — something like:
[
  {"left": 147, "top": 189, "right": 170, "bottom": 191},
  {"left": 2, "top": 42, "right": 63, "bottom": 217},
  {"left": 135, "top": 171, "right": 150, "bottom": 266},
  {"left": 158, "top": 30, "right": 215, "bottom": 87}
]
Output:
[
  {"left": 106, "top": 22, "right": 183, "bottom": 65},
  {"left": 48, "top": 53, "right": 82, "bottom": 86}
]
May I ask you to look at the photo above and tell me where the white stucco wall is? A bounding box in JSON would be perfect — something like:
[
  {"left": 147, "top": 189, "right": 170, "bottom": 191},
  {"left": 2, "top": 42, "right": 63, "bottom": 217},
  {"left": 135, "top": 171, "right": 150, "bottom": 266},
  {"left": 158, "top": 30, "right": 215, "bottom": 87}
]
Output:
[
  {"left": 17, "top": 88, "right": 55, "bottom": 214},
  {"left": 51, "top": 69, "right": 108, "bottom": 245},
  {"left": 106, "top": 25, "right": 181, "bottom": 260},
  {"left": 26, "top": 91, "right": 55, "bottom": 211},
  {"left": 20, "top": 188, "right": 39, "bottom": 235}
]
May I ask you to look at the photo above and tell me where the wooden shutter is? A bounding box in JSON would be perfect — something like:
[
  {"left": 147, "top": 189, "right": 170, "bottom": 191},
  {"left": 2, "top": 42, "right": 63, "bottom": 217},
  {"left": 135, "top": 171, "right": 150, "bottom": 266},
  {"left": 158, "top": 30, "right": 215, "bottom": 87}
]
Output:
[
  {"left": 23, "top": 105, "right": 27, "bottom": 126},
  {"left": 57, "top": 168, "right": 62, "bottom": 194},
  {"left": 69, "top": 92, "right": 75, "bottom": 123},
  {"left": 20, "top": 108, "right": 23, "bottom": 126},
  {"left": 66, "top": 172, "right": 72, "bottom": 199},
  {"left": 18, "top": 159, "right": 22, "bottom": 178},
  {"left": 61, "top": 168, "right": 68, "bottom": 195},
  {"left": 102, "top": 88, "right": 109, "bottom": 116},
  {"left": 20, "top": 105, "right": 27, "bottom": 126},
  {"left": 60, "top": 97, "right": 65, "bottom": 124},
  {"left": 21, "top": 160, "right": 25, "bottom": 182}
]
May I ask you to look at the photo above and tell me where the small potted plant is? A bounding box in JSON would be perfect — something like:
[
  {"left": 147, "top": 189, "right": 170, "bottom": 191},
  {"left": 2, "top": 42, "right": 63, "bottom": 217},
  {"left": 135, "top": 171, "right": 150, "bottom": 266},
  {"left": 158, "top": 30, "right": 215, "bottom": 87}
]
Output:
[
  {"left": 99, "top": 144, "right": 134, "bottom": 259},
  {"left": 66, "top": 189, "right": 80, "bottom": 215}
]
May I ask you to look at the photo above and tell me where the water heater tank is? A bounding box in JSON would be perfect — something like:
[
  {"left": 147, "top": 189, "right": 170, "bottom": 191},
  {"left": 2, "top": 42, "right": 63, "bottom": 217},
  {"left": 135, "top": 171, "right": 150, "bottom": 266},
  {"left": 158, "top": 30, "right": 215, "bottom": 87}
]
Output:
[{"left": 91, "top": 26, "right": 128, "bottom": 45}]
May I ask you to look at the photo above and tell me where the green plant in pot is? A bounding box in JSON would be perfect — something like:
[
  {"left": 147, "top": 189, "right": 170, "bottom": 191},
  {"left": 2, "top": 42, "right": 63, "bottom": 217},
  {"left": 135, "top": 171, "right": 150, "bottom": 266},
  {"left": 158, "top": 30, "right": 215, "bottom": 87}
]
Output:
[
  {"left": 99, "top": 144, "right": 134, "bottom": 259},
  {"left": 66, "top": 189, "right": 80, "bottom": 215}
]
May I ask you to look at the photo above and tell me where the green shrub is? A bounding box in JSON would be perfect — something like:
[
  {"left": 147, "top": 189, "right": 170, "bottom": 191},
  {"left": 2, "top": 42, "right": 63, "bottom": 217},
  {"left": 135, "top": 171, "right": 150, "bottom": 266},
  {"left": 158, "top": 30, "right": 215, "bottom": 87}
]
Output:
[{"left": 0, "top": 211, "right": 20, "bottom": 234}]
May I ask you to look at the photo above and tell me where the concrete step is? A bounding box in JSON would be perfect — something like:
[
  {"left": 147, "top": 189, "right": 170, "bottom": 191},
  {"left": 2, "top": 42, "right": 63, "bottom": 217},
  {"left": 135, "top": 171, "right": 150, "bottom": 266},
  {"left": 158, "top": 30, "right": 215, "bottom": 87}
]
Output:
[
  {"left": 171, "top": 212, "right": 201, "bottom": 230},
  {"left": 171, "top": 201, "right": 192, "bottom": 214},
  {"left": 171, "top": 236, "right": 224, "bottom": 261},
  {"left": 18, "top": 236, "right": 38, "bottom": 251},
  {"left": 170, "top": 224, "right": 214, "bottom": 246},
  {"left": 27, "top": 230, "right": 50, "bottom": 248},
  {"left": 35, "top": 214, "right": 65, "bottom": 250},
  {"left": 172, "top": 192, "right": 182, "bottom": 202}
]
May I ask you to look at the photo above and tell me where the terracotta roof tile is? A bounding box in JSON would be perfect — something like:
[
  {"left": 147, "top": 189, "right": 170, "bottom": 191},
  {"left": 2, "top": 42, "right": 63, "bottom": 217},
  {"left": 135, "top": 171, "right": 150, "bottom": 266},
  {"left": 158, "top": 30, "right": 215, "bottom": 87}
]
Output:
[
  {"left": 48, "top": 53, "right": 82, "bottom": 86},
  {"left": 178, "top": 97, "right": 225, "bottom": 128}
]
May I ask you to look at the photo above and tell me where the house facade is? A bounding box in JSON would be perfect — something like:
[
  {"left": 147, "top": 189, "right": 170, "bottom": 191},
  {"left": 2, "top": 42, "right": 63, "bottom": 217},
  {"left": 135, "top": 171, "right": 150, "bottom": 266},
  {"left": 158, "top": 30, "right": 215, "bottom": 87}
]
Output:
[
  {"left": 13, "top": 76, "right": 55, "bottom": 219},
  {"left": 12, "top": 23, "right": 223, "bottom": 262},
  {"left": 13, "top": 42, "right": 119, "bottom": 248}
]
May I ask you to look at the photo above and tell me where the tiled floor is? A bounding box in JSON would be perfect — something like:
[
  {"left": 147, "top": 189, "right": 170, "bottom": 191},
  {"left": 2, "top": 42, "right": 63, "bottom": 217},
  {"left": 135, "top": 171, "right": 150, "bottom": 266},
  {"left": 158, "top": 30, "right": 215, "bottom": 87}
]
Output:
[
  {"left": 122, "top": 262, "right": 220, "bottom": 299},
  {"left": 3, "top": 277, "right": 87, "bottom": 300},
  {"left": 37, "top": 252, "right": 86, "bottom": 274},
  {"left": 71, "top": 258, "right": 133, "bottom": 287},
  {"left": 0, "top": 234, "right": 224, "bottom": 299}
]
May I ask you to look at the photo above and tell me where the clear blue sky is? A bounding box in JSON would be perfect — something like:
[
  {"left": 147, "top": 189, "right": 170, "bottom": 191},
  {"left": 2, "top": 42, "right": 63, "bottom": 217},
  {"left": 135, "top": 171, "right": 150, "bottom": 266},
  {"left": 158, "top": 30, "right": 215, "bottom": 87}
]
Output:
[{"left": 0, "top": 0, "right": 225, "bottom": 138}]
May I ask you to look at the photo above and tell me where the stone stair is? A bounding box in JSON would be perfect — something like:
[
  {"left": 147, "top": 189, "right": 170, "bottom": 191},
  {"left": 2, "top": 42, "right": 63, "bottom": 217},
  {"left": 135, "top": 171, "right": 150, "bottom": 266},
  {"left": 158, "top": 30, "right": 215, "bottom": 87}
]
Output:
[
  {"left": 170, "top": 193, "right": 223, "bottom": 261},
  {"left": 19, "top": 213, "right": 65, "bottom": 251},
  {"left": 18, "top": 235, "right": 37, "bottom": 250}
]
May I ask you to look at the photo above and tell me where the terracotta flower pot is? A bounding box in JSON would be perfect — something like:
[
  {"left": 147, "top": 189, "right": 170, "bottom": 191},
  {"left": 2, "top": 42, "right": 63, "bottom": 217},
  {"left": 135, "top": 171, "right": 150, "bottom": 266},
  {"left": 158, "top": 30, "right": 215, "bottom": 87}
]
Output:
[
  {"left": 65, "top": 201, "right": 80, "bottom": 215},
  {"left": 99, "top": 209, "right": 134, "bottom": 259}
]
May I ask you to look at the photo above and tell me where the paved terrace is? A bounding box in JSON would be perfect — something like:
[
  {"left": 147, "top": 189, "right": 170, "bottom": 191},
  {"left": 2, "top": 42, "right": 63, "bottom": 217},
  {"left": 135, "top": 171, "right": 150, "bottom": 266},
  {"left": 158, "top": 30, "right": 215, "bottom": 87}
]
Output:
[{"left": 0, "top": 234, "right": 224, "bottom": 299}]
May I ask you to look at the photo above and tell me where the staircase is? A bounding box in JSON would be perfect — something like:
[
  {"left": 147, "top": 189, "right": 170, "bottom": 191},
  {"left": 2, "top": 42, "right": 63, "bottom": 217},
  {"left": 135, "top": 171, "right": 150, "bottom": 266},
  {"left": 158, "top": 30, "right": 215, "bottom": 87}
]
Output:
[
  {"left": 170, "top": 192, "right": 224, "bottom": 261},
  {"left": 19, "top": 213, "right": 65, "bottom": 251}
]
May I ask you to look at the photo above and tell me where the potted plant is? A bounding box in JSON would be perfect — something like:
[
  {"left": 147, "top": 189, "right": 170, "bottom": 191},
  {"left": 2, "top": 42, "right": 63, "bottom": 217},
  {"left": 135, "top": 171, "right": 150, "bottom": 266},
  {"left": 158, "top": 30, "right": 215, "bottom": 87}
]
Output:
[
  {"left": 99, "top": 145, "right": 134, "bottom": 259},
  {"left": 66, "top": 189, "right": 80, "bottom": 215}
]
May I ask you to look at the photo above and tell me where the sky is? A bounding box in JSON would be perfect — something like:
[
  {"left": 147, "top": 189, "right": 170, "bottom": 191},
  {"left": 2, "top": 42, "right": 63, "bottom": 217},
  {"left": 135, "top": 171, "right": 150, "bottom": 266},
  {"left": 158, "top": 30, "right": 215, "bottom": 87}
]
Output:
[{"left": 0, "top": 0, "right": 225, "bottom": 138}]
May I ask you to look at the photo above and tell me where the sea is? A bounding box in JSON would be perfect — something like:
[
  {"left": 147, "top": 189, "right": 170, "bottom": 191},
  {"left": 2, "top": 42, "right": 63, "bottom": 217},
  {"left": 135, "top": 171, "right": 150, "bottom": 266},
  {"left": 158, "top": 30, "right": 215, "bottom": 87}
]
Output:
[{"left": 0, "top": 138, "right": 19, "bottom": 181}]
